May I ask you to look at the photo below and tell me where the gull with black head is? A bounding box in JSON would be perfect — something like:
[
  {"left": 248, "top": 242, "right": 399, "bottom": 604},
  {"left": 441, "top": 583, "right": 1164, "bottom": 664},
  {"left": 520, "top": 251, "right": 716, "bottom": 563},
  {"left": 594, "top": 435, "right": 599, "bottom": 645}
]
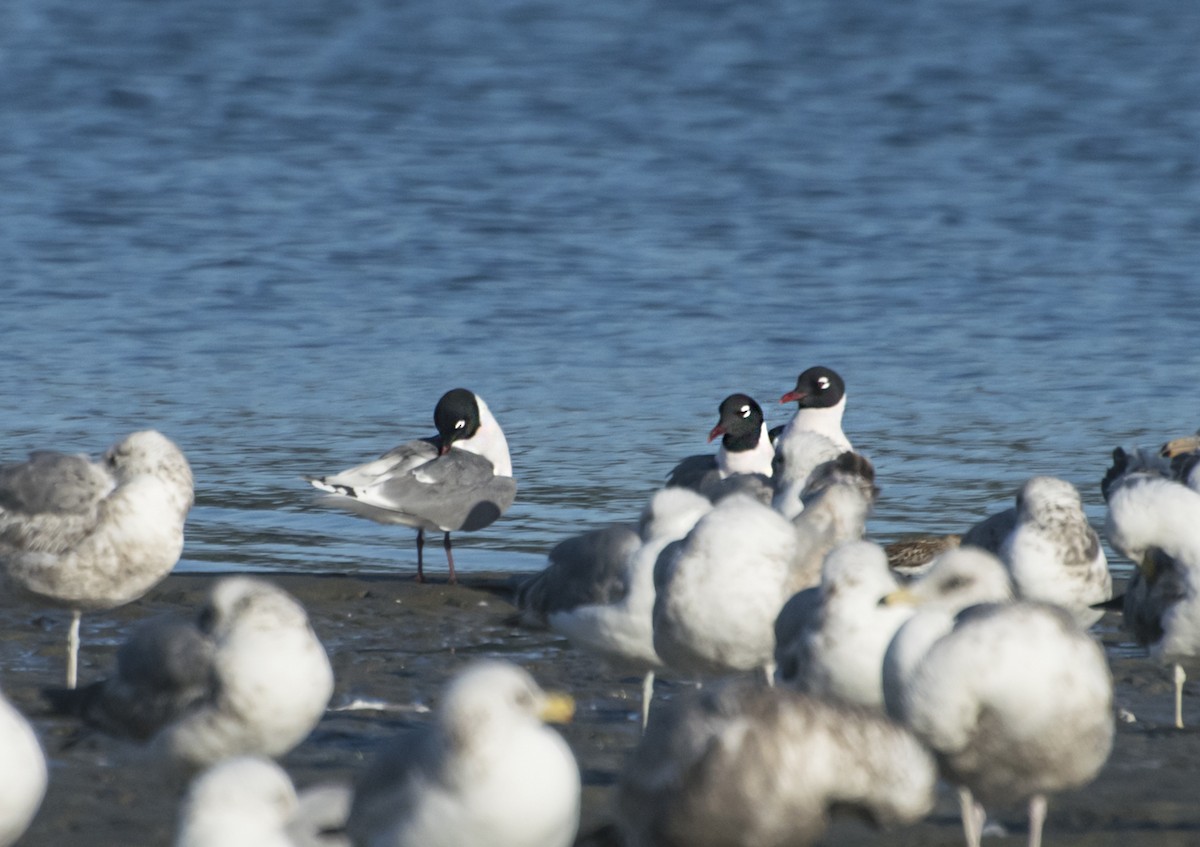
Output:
[{"left": 306, "top": 388, "right": 515, "bottom": 583}]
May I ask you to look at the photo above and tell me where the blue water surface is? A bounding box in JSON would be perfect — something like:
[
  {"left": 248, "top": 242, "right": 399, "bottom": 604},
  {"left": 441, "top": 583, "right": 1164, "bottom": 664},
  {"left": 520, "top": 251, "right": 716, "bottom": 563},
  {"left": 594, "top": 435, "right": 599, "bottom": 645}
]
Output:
[{"left": 0, "top": 0, "right": 1196, "bottom": 576}]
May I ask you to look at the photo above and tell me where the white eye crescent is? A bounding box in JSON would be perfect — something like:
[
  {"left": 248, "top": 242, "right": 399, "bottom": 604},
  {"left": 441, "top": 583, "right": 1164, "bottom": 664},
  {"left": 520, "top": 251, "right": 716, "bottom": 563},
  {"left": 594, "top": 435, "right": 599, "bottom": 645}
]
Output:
[
  {"left": 739, "top": 405, "right": 751, "bottom": 417},
  {"left": 817, "top": 376, "right": 830, "bottom": 390},
  {"left": 454, "top": 420, "right": 467, "bottom": 430}
]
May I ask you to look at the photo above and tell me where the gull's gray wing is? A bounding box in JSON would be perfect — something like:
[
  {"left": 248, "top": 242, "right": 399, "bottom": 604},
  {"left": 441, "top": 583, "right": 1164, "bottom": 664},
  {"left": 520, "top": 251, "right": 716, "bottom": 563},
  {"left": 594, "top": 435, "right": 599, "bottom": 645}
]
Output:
[
  {"left": 312, "top": 439, "right": 439, "bottom": 491},
  {"left": 346, "top": 726, "right": 441, "bottom": 844},
  {"left": 353, "top": 449, "right": 516, "bottom": 532},
  {"left": 961, "top": 507, "right": 1017, "bottom": 554},
  {"left": 0, "top": 451, "right": 115, "bottom": 553},
  {"left": 516, "top": 524, "right": 641, "bottom": 623},
  {"left": 43, "top": 614, "right": 215, "bottom": 740},
  {"left": 666, "top": 454, "right": 718, "bottom": 493}
]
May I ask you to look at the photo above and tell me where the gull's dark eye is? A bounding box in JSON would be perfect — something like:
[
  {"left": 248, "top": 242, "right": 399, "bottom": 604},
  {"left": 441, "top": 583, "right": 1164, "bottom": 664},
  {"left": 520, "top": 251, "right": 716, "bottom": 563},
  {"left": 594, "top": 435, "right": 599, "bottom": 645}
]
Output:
[
  {"left": 939, "top": 576, "right": 969, "bottom": 594},
  {"left": 739, "top": 405, "right": 751, "bottom": 418},
  {"left": 454, "top": 419, "right": 467, "bottom": 430},
  {"left": 817, "top": 376, "right": 830, "bottom": 390}
]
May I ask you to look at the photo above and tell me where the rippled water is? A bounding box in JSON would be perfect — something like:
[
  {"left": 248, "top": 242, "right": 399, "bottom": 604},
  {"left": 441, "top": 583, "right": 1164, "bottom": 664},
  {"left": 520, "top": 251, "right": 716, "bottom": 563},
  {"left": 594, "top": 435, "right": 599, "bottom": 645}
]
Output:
[{"left": 0, "top": 0, "right": 1196, "bottom": 576}]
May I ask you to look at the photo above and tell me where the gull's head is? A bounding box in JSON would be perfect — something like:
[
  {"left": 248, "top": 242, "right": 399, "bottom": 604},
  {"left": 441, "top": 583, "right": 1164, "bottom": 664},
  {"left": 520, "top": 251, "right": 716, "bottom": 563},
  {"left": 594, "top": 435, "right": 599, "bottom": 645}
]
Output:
[
  {"left": 178, "top": 756, "right": 298, "bottom": 838},
  {"left": 884, "top": 546, "right": 1013, "bottom": 611},
  {"left": 105, "top": 430, "right": 194, "bottom": 506},
  {"left": 439, "top": 661, "right": 574, "bottom": 749},
  {"left": 200, "top": 576, "right": 312, "bottom": 638}
]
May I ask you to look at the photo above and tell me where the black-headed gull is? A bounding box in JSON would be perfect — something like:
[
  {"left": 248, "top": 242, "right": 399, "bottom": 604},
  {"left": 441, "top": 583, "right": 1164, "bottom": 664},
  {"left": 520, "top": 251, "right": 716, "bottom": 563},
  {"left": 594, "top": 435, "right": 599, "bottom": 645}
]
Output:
[
  {"left": 774, "top": 366, "right": 853, "bottom": 455},
  {"left": 614, "top": 677, "right": 936, "bottom": 847},
  {"left": 346, "top": 661, "right": 580, "bottom": 847},
  {"left": 666, "top": 393, "right": 774, "bottom": 496},
  {"left": 45, "top": 576, "right": 334, "bottom": 770},
  {"left": 0, "top": 430, "right": 193, "bottom": 688},
  {"left": 306, "top": 388, "right": 516, "bottom": 583}
]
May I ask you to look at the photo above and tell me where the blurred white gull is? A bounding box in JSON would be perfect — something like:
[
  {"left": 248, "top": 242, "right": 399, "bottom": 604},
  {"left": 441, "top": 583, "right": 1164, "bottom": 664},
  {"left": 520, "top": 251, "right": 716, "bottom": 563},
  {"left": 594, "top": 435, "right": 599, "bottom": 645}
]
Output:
[
  {"left": 1105, "top": 459, "right": 1200, "bottom": 728},
  {"left": 884, "top": 558, "right": 1112, "bottom": 847},
  {"left": 774, "top": 540, "right": 915, "bottom": 708},
  {"left": 666, "top": 393, "right": 774, "bottom": 497},
  {"left": 614, "top": 677, "right": 937, "bottom": 847},
  {"left": 773, "top": 366, "right": 853, "bottom": 456},
  {"left": 0, "top": 430, "right": 193, "bottom": 688},
  {"left": 306, "top": 388, "right": 515, "bottom": 583},
  {"left": 176, "top": 756, "right": 351, "bottom": 847},
  {"left": 45, "top": 576, "right": 334, "bottom": 770},
  {"left": 346, "top": 661, "right": 580, "bottom": 847},
  {"left": 0, "top": 687, "right": 46, "bottom": 847},
  {"left": 653, "top": 453, "right": 877, "bottom": 681},
  {"left": 516, "top": 486, "right": 713, "bottom": 727}
]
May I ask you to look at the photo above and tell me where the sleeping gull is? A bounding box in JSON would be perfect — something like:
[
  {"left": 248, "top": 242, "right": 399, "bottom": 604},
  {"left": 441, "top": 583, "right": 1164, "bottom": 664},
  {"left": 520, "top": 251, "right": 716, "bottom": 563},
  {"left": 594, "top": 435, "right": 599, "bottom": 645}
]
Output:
[
  {"left": 1104, "top": 463, "right": 1200, "bottom": 728},
  {"left": 0, "top": 429, "right": 193, "bottom": 687},
  {"left": 666, "top": 393, "right": 775, "bottom": 495},
  {"left": 45, "top": 575, "right": 334, "bottom": 769},
  {"left": 0, "top": 687, "right": 46, "bottom": 847},
  {"left": 306, "top": 388, "right": 515, "bottom": 583},
  {"left": 773, "top": 366, "right": 853, "bottom": 455},
  {"left": 652, "top": 452, "right": 877, "bottom": 682},
  {"left": 516, "top": 486, "right": 713, "bottom": 727},
  {"left": 962, "top": 476, "right": 1110, "bottom": 628},
  {"left": 346, "top": 660, "right": 580, "bottom": 847},
  {"left": 884, "top": 594, "right": 1113, "bottom": 847},
  {"left": 175, "top": 755, "right": 351, "bottom": 847},
  {"left": 614, "top": 677, "right": 937, "bottom": 847}
]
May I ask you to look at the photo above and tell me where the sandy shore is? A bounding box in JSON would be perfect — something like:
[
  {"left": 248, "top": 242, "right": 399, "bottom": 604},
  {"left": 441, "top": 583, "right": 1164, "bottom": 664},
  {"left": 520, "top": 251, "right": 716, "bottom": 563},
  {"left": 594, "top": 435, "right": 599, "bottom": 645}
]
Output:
[{"left": 4, "top": 570, "right": 1199, "bottom": 846}]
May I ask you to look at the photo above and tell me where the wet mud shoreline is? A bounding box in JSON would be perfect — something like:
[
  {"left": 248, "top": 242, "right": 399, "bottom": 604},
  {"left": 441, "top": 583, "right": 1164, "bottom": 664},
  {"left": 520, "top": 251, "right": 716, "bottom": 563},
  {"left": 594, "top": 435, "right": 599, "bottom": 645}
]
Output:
[{"left": 5, "top": 570, "right": 1200, "bottom": 846}]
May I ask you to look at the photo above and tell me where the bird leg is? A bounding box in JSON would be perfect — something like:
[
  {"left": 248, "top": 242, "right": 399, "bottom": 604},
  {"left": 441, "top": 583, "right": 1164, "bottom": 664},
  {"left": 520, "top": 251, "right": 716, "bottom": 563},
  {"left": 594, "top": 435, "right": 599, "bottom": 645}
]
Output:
[
  {"left": 66, "top": 609, "right": 82, "bottom": 689},
  {"left": 1175, "top": 663, "right": 1187, "bottom": 729},
  {"left": 640, "top": 671, "right": 655, "bottom": 732},
  {"left": 415, "top": 529, "right": 426, "bottom": 583},
  {"left": 1027, "top": 793, "right": 1047, "bottom": 847},
  {"left": 958, "top": 786, "right": 985, "bottom": 847},
  {"left": 443, "top": 532, "right": 457, "bottom": 585}
]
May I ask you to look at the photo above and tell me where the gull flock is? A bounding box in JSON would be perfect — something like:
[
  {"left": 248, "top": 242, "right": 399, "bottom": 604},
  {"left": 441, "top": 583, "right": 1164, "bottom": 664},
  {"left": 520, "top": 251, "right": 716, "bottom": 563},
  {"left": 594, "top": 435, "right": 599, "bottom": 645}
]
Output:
[{"left": 0, "top": 375, "right": 1196, "bottom": 847}]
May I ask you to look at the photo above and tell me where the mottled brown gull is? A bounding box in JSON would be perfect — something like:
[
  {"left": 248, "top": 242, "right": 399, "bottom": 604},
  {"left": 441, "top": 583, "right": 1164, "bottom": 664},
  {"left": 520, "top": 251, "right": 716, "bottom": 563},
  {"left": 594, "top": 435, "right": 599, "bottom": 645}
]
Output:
[
  {"left": 614, "top": 677, "right": 936, "bottom": 847},
  {"left": 0, "top": 429, "right": 193, "bottom": 687}
]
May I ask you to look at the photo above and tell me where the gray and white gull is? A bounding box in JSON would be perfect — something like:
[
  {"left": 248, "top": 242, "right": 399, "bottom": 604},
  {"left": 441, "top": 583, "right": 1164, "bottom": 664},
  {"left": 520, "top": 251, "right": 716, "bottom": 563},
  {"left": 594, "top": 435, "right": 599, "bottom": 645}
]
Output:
[
  {"left": 346, "top": 660, "right": 580, "bottom": 847},
  {"left": 516, "top": 486, "right": 713, "bottom": 727},
  {"left": 1104, "top": 452, "right": 1200, "bottom": 728},
  {"left": 883, "top": 549, "right": 1111, "bottom": 847},
  {"left": 45, "top": 575, "right": 334, "bottom": 770}
]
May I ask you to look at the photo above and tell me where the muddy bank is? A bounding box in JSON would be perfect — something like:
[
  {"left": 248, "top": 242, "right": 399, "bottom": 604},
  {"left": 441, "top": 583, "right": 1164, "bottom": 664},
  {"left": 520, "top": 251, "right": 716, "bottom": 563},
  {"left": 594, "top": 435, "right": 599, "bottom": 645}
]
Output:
[{"left": 4, "top": 571, "right": 1200, "bottom": 846}]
